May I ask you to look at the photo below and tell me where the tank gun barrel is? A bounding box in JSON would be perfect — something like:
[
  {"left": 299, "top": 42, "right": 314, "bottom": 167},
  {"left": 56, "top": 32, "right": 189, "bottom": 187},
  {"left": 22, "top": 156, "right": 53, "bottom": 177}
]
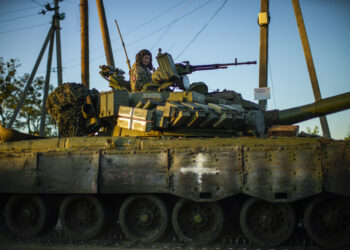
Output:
[
  {"left": 177, "top": 58, "right": 257, "bottom": 75},
  {"left": 188, "top": 58, "right": 257, "bottom": 72},
  {"left": 265, "top": 92, "right": 350, "bottom": 125}
]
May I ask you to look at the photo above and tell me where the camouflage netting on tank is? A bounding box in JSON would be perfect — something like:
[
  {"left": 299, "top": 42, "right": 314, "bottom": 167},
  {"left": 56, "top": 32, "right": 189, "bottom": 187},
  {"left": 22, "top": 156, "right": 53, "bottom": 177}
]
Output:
[
  {"left": 46, "top": 83, "right": 98, "bottom": 137},
  {"left": 209, "top": 90, "right": 243, "bottom": 100}
]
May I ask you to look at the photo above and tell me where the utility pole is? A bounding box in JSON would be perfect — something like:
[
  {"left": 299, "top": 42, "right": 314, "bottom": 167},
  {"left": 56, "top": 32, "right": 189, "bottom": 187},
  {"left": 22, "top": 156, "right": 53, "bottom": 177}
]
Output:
[
  {"left": 54, "top": 0, "right": 63, "bottom": 86},
  {"left": 258, "top": 0, "right": 269, "bottom": 111},
  {"left": 81, "top": 0, "right": 89, "bottom": 89},
  {"left": 7, "top": 27, "right": 55, "bottom": 129},
  {"left": 39, "top": 25, "right": 55, "bottom": 136},
  {"left": 7, "top": 1, "right": 65, "bottom": 132},
  {"left": 96, "top": 0, "right": 115, "bottom": 67},
  {"left": 291, "top": 0, "right": 331, "bottom": 139}
]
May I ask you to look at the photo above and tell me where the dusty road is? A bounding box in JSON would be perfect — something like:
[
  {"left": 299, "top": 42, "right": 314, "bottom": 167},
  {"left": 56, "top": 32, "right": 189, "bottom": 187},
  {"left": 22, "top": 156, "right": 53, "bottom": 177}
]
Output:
[
  {"left": 0, "top": 226, "right": 323, "bottom": 250},
  {"left": 0, "top": 234, "right": 322, "bottom": 250}
]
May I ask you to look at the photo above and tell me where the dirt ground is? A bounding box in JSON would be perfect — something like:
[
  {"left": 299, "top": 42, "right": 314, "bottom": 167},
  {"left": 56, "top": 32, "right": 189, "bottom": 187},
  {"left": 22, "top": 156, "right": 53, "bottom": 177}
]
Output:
[
  {"left": 0, "top": 226, "right": 323, "bottom": 250},
  {"left": 0, "top": 235, "right": 322, "bottom": 250}
]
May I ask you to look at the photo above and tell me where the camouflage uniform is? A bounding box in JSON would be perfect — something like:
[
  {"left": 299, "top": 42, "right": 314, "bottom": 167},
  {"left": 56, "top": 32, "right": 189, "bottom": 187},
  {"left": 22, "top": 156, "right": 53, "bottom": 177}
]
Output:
[{"left": 130, "top": 63, "right": 152, "bottom": 92}]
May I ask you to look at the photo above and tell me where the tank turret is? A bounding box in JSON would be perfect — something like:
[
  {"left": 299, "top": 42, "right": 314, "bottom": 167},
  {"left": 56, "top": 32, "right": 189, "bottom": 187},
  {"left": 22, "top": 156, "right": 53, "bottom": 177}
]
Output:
[{"left": 43, "top": 49, "right": 350, "bottom": 138}]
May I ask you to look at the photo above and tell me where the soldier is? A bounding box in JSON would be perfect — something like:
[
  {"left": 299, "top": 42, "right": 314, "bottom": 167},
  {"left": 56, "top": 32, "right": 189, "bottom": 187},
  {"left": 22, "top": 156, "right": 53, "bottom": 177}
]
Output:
[{"left": 130, "top": 49, "right": 154, "bottom": 92}]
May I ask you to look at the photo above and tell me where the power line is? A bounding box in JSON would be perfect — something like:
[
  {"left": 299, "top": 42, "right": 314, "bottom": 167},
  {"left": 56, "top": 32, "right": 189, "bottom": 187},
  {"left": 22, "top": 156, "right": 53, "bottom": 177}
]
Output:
[
  {"left": 0, "top": 6, "right": 39, "bottom": 15},
  {"left": 167, "top": 1, "right": 197, "bottom": 52},
  {"left": 65, "top": 0, "right": 187, "bottom": 65},
  {"left": 64, "top": 0, "right": 211, "bottom": 67},
  {"left": 126, "top": 0, "right": 213, "bottom": 49},
  {"left": 268, "top": 57, "right": 277, "bottom": 109},
  {"left": 64, "top": 0, "right": 187, "bottom": 66},
  {"left": 0, "top": 22, "right": 50, "bottom": 34},
  {"left": 150, "top": 24, "right": 174, "bottom": 51},
  {"left": 176, "top": 0, "right": 228, "bottom": 60},
  {"left": 30, "top": 0, "right": 45, "bottom": 7},
  {"left": 126, "top": 0, "right": 187, "bottom": 36},
  {"left": 64, "top": 0, "right": 79, "bottom": 4},
  {"left": 151, "top": 0, "right": 191, "bottom": 51},
  {"left": 0, "top": 13, "right": 39, "bottom": 24}
]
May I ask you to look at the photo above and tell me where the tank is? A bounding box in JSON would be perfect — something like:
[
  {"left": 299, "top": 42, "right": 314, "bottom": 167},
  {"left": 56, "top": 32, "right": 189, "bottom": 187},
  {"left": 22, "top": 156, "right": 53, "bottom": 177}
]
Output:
[{"left": 0, "top": 50, "right": 350, "bottom": 248}]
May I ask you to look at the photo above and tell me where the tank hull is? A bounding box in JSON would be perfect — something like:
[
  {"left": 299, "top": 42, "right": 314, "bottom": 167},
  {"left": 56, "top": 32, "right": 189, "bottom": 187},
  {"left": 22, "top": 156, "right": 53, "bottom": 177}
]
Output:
[{"left": 1, "top": 136, "right": 349, "bottom": 202}]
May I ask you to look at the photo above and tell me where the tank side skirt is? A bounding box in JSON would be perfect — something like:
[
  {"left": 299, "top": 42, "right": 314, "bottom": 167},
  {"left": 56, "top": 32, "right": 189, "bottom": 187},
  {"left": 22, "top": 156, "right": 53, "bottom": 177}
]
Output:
[
  {"left": 0, "top": 152, "right": 38, "bottom": 193},
  {"left": 242, "top": 143, "right": 323, "bottom": 202},
  {"left": 169, "top": 146, "right": 243, "bottom": 202},
  {"left": 322, "top": 141, "right": 350, "bottom": 197},
  {"left": 1, "top": 137, "right": 349, "bottom": 202},
  {"left": 99, "top": 149, "right": 169, "bottom": 193},
  {"left": 36, "top": 150, "right": 100, "bottom": 193}
]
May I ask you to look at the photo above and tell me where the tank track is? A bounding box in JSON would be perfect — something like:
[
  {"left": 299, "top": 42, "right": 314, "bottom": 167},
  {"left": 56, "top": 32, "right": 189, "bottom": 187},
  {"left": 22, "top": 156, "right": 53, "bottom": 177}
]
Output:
[
  {"left": 1, "top": 194, "right": 350, "bottom": 250},
  {"left": 0, "top": 220, "right": 339, "bottom": 250}
]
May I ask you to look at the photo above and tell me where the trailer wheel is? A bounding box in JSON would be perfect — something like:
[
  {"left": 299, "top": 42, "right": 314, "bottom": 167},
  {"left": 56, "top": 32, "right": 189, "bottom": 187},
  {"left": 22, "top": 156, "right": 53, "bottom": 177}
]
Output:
[
  {"left": 172, "top": 199, "right": 223, "bottom": 245},
  {"left": 240, "top": 198, "right": 295, "bottom": 247},
  {"left": 59, "top": 195, "right": 105, "bottom": 240},
  {"left": 5, "top": 194, "right": 50, "bottom": 237},
  {"left": 119, "top": 195, "right": 168, "bottom": 243},
  {"left": 304, "top": 195, "right": 350, "bottom": 248}
]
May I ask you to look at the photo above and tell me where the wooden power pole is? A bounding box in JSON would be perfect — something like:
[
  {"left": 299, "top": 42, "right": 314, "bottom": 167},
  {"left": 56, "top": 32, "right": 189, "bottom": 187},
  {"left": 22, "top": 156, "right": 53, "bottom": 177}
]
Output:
[
  {"left": 80, "top": 0, "right": 89, "bottom": 89},
  {"left": 96, "top": 0, "right": 115, "bottom": 67},
  {"left": 258, "top": 0, "right": 269, "bottom": 111},
  {"left": 291, "top": 0, "right": 331, "bottom": 138},
  {"left": 54, "top": 0, "right": 63, "bottom": 86}
]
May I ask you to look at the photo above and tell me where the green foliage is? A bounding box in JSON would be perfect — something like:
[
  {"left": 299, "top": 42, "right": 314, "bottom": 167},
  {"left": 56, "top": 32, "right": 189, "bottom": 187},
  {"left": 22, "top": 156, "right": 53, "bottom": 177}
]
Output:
[
  {"left": 0, "top": 57, "right": 21, "bottom": 127},
  {"left": 0, "top": 57, "right": 56, "bottom": 136},
  {"left": 345, "top": 126, "right": 350, "bottom": 140},
  {"left": 306, "top": 125, "right": 320, "bottom": 135}
]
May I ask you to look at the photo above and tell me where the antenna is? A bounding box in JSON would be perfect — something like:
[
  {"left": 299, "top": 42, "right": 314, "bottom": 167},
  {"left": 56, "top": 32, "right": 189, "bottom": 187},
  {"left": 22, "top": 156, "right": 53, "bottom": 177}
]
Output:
[{"left": 115, "top": 19, "right": 132, "bottom": 74}]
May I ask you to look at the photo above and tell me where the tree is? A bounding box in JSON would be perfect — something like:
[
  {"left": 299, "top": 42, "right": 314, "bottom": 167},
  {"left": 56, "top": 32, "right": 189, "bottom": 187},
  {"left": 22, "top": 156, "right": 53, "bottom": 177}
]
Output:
[
  {"left": 0, "top": 57, "right": 22, "bottom": 127},
  {"left": 306, "top": 125, "right": 320, "bottom": 136},
  {"left": 0, "top": 57, "right": 56, "bottom": 136},
  {"left": 345, "top": 126, "right": 350, "bottom": 141}
]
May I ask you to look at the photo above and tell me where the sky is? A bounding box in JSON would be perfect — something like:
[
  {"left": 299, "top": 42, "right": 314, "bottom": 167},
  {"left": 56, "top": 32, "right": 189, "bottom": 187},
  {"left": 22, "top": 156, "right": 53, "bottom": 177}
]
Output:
[{"left": 0, "top": 0, "right": 349, "bottom": 139}]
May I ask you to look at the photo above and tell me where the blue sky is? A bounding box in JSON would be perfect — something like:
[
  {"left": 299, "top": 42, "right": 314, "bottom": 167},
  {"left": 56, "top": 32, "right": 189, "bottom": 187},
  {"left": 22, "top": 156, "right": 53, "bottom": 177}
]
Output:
[{"left": 0, "top": 0, "right": 349, "bottom": 138}]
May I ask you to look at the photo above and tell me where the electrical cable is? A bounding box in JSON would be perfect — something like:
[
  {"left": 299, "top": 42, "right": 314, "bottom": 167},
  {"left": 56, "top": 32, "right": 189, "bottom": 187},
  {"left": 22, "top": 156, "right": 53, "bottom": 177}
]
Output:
[
  {"left": 151, "top": 0, "right": 191, "bottom": 51},
  {"left": 167, "top": 1, "right": 198, "bottom": 52},
  {"left": 175, "top": 0, "right": 228, "bottom": 60},
  {"left": 126, "top": 0, "right": 187, "bottom": 35},
  {"left": 150, "top": 23, "right": 174, "bottom": 51},
  {"left": 268, "top": 57, "right": 277, "bottom": 109},
  {"left": 30, "top": 0, "right": 45, "bottom": 7},
  {"left": 0, "top": 13, "right": 39, "bottom": 24},
  {"left": 63, "top": 0, "right": 188, "bottom": 66},
  {"left": 0, "top": 6, "right": 39, "bottom": 15},
  {"left": 64, "top": 0, "right": 79, "bottom": 4},
  {"left": 126, "top": 0, "right": 213, "bottom": 49},
  {"left": 64, "top": 0, "right": 212, "bottom": 67},
  {"left": 0, "top": 22, "right": 50, "bottom": 34}
]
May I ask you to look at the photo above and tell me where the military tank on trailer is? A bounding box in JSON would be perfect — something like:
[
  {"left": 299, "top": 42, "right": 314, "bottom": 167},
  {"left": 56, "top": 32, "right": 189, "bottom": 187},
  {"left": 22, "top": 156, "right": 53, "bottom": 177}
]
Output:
[{"left": 0, "top": 50, "right": 350, "bottom": 248}]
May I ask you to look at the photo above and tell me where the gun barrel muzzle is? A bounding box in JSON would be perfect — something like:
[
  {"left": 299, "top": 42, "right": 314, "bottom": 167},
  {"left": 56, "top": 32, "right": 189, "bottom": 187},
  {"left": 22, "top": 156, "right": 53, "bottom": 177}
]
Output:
[{"left": 265, "top": 92, "right": 350, "bottom": 125}]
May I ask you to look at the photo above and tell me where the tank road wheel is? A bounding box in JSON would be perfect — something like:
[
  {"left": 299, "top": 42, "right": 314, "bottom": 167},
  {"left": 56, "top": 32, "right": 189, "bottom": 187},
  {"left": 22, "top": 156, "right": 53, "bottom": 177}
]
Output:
[
  {"left": 119, "top": 195, "right": 168, "bottom": 243},
  {"left": 4, "top": 195, "right": 51, "bottom": 237},
  {"left": 240, "top": 198, "right": 295, "bottom": 247},
  {"left": 172, "top": 199, "right": 224, "bottom": 245},
  {"left": 304, "top": 195, "right": 350, "bottom": 248},
  {"left": 59, "top": 195, "right": 105, "bottom": 240}
]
